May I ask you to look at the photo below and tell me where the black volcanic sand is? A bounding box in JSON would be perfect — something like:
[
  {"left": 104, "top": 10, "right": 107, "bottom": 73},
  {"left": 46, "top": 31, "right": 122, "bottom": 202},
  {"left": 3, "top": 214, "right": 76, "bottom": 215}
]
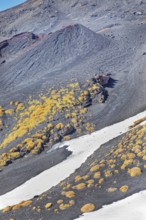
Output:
[
  {"left": 1, "top": 134, "right": 146, "bottom": 220},
  {"left": 0, "top": 0, "right": 146, "bottom": 219},
  {"left": 0, "top": 146, "right": 71, "bottom": 195}
]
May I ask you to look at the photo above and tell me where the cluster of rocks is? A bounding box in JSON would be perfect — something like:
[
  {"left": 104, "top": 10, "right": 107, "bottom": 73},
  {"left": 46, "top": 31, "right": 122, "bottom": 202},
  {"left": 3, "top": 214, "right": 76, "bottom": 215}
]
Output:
[
  {"left": 82, "top": 74, "right": 111, "bottom": 107},
  {"left": 48, "top": 124, "right": 76, "bottom": 145},
  {"left": 91, "top": 74, "right": 111, "bottom": 86}
]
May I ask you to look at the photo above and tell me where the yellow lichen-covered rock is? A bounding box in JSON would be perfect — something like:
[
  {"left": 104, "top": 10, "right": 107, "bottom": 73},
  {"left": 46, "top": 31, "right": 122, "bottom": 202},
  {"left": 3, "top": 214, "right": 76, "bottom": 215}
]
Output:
[
  {"left": 45, "top": 203, "right": 53, "bottom": 209},
  {"left": 90, "top": 165, "right": 100, "bottom": 172},
  {"left": 81, "top": 203, "right": 95, "bottom": 213},
  {"left": 64, "top": 191, "right": 76, "bottom": 198},
  {"left": 120, "top": 185, "right": 129, "bottom": 192},
  {"left": 128, "top": 167, "right": 142, "bottom": 177}
]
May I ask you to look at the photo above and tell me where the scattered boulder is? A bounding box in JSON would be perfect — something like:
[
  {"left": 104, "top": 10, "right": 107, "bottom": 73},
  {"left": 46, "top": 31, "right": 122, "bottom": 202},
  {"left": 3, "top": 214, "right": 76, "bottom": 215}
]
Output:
[
  {"left": 60, "top": 124, "right": 75, "bottom": 137},
  {"left": 95, "top": 74, "right": 111, "bottom": 86}
]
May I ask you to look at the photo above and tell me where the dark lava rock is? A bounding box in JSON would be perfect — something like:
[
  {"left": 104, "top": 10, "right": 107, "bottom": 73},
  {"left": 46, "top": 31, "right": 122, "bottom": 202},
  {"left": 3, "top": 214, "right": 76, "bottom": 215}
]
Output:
[
  {"left": 83, "top": 98, "right": 92, "bottom": 107},
  {"left": 60, "top": 124, "right": 76, "bottom": 137}
]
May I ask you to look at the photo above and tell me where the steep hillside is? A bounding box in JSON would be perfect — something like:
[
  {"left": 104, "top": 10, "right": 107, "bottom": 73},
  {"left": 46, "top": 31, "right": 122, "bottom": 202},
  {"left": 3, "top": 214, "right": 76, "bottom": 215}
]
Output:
[{"left": 0, "top": 0, "right": 146, "bottom": 220}]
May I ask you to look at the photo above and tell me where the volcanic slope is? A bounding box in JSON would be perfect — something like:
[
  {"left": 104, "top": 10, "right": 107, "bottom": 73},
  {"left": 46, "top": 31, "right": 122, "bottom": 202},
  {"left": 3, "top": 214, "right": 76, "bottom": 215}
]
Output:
[
  {"left": 0, "top": 0, "right": 146, "bottom": 219},
  {"left": 1, "top": 120, "right": 146, "bottom": 220},
  {"left": 0, "top": 24, "right": 109, "bottom": 98}
]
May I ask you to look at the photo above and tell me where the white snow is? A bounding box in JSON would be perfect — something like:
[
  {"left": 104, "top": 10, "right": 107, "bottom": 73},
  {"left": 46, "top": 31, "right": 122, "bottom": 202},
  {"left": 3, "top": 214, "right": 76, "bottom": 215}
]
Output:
[
  {"left": 75, "top": 190, "right": 146, "bottom": 220},
  {"left": 0, "top": 110, "right": 146, "bottom": 209}
]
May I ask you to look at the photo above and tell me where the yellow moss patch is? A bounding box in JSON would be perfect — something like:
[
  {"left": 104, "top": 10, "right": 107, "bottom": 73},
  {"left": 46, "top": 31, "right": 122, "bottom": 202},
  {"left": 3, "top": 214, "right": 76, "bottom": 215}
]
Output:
[
  {"left": 20, "top": 200, "right": 32, "bottom": 207},
  {"left": 120, "top": 185, "right": 129, "bottom": 192},
  {"left": 143, "top": 155, "right": 146, "bottom": 161},
  {"left": 0, "top": 106, "right": 4, "bottom": 116},
  {"left": 2, "top": 206, "right": 12, "bottom": 213},
  {"left": 128, "top": 167, "right": 142, "bottom": 177},
  {"left": 59, "top": 203, "right": 70, "bottom": 210},
  {"left": 56, "top": 123, "right": 64, "bottom": 130},
  {"left": 93, "top": 171, "right": 101, "bottom": 179},
  {"left": 64, "top": 191, "right": 76, "bottom": 198},
  {"left": 0, "top": 119, "right": 3, "bottom": 127},
  {"left": 98, "top": 178, "right": 104, "bottom": 184},
  {"left": 127, "top": 153, "right": 136, "bottom": 159},
  {"left": 86, "top": 179, "right": 94, "bottom": 184},
  {"left": 63, "top": 135, "right": 71, "bottom": 141},
  {"left": 69, "top": 200, "right": 75, "bottom": 205},
  {"left": 45, "top": 203, "right": 53, "bottom": 209},
  {"left": 12, "top": 204, "right": 22, "bottom": 210},
  {"left": 10, "top": 152, "right": 20, "bottom": 159},
  {"left": 11, "top": 200, "right": 32, "bottom": 210},
  {"left": 81, "top": 203, "right": 95, "bottom": 213},
  {"left": 104, "top": 170, "right": 113, "bottom": 178},
  {"left": 57, "top": 200, "right": 63, "bottom": 204},
  {"left": 107, "top": 187, "right": 117, "bottom": 193},
  {"left": 75, "top": 175, "right": 82, "bottom": 182},
  {"left": 73, "top": 183, "right": 86, "bottom": 190},
  {"left": 5, "top": 109, "right": 15, "bottom": 115},
  {"left": 82, "top": 175, "right": 89, "bottom": 180},
  {"left": 90, "top": 165, "right": 100, "bottom": 172}
]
